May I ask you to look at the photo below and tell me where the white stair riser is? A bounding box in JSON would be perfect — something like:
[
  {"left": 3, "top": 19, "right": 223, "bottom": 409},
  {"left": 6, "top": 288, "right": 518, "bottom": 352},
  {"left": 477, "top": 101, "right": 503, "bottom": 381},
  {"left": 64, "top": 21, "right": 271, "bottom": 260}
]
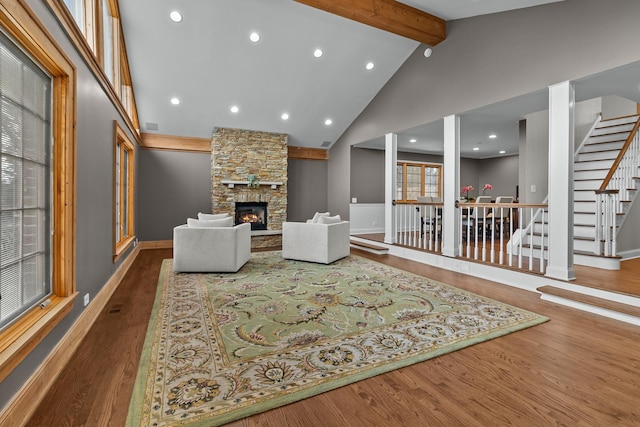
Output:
[
  {"left": 592, "top": 123, "right": 635, "bottom": 135},
  {"left": 574, "top": 213, "right": 595, "bottom": 225},
  {"left": 574, "top": 180, "right": 601, "bottom": 190},
  {"left": 574, "top": 201, "right": 596, "bottom": 212},
  {"left": 574, "top": 225, "right": 596, "bottom": 238},
  {"left": 520, "top": 247, "right": 548, "bottom": 260},
  {"left": 587, "top": 134, "right": 628, "bottom": 144},
  {"left": 574, "top": 191, "right": 595, "bottom": 201},
  {"left": 574, "top": 238, "right": 597, "bottom": 252},
  {"left": 574, "top": 253, "right": 621, "bottom": 270},
  {"left": 598, "top": 116, "right": 639, "bottom": 127},
  {"left": 582, "top": 140, "right": 625, "bottom": 152},
  {"left": 575, "top": 159, "right": 615, "bottom": 171},
  {"left": 574, "top": 169, "right": 606, "bottom": 180},
  {"left": 577, "top": 150, "right": 619, "bottom": 162}
]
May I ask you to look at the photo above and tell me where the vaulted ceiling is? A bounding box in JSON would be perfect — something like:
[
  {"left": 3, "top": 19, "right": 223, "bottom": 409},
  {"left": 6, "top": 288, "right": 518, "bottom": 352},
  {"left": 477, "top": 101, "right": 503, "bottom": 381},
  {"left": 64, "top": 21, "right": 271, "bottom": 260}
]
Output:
[{"left": 119, "top": 0, "right": 566, "bottom": 151}]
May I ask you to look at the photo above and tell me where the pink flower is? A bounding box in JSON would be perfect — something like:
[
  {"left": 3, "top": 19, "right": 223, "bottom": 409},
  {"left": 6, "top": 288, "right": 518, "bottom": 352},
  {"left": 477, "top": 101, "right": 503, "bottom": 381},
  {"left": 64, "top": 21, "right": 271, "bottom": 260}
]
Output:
[
  {"left": 483, "top": 183, "right": 493, "bottom": 191},
  {"left": 461, "top": 185, "right": 474, "bottom": 195}
]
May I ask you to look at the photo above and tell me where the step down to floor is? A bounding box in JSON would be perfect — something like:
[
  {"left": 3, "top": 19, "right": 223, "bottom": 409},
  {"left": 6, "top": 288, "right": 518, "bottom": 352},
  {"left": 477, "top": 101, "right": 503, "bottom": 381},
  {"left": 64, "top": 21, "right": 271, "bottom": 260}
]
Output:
[
  {"left": 350, "top": 239, "right": 389, "bottom": 255},
  {"left": 537, "top": 285, "right": 640, "bottom": 319}
]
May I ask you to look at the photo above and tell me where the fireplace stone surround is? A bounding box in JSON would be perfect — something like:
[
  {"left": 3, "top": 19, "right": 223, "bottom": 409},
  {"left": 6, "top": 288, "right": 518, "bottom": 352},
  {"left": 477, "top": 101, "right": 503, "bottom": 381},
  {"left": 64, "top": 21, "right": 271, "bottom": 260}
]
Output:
[{"left": 211, "top": 128, "right": 288, "bottom": 248}]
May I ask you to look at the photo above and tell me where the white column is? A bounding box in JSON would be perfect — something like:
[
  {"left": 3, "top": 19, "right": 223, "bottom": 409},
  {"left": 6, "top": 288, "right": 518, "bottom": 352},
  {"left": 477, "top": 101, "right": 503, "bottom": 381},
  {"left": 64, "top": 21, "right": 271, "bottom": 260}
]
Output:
[
  {"left": 384, "top": 133, "right": 397, "bottom": 244},
  {"left": 546, "top": 81, "right": 576, "bottom": 280},
  {"left": 442, "top": 115, "right": 461, "bottom": 257}
]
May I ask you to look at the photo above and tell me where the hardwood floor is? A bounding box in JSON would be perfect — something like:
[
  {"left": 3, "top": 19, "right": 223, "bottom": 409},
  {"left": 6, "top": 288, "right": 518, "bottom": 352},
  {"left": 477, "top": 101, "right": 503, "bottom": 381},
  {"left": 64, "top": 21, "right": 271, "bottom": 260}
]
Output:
[
  {"left": 27, "top": 248, "right": 640, "bottom": 426},
  {"left": 354, "top": 233, "right": 640, "bottom": 297}
]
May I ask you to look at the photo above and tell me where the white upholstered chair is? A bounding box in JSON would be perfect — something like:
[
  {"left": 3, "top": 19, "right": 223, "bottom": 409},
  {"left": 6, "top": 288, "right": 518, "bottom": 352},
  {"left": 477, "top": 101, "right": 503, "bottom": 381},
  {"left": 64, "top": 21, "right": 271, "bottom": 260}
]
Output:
[
  {"left": 173, "top": 222, "right": 251, "bottom": 272},
  {"left": 282, "top": 220, "right": 350, "bottom": 264}
]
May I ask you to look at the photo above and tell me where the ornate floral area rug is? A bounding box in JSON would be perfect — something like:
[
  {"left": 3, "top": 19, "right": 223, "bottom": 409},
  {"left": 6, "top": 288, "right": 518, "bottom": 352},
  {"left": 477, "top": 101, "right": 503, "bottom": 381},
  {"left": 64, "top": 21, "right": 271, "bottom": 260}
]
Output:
[{"left": 127, "top": 252, "right": 547, "bottom": 426}]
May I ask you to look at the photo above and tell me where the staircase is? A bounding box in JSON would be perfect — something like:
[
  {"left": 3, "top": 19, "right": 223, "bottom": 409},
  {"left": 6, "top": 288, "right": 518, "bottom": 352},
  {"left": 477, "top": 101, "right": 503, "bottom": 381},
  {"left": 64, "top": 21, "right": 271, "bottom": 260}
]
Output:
[
  {"left": 518, "top": 114, "right": 640, "bottom": 270},
  {"left": 573, "top": 114, "right": 640, "bottom": 269}
]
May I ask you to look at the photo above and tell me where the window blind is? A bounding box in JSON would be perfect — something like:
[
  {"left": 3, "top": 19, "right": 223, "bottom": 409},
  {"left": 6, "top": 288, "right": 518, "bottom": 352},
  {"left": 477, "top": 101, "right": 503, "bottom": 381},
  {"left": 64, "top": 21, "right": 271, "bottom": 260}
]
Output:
[{"left": 0, "top": 30, "right": 52, "bottom": 330}]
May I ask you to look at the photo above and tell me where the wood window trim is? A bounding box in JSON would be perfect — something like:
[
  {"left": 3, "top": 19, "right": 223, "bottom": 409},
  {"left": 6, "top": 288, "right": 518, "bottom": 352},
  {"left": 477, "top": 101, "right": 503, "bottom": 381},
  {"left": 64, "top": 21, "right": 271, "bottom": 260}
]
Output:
[
  {"left": 0, "top": 0, "right": 77, "bottom": 383},
  {"left": 113, "top": 121, "right": 136, "bottom": 262},
  {"left": 397, "top": 161, "right": 443, "bottom": 202},
  {"left": 43, "top": 0, "right": 141, "bottom": 137}
]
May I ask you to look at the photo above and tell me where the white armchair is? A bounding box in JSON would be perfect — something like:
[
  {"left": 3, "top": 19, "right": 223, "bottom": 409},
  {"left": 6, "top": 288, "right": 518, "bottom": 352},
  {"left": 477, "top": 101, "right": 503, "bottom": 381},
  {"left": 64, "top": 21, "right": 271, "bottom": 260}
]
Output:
[
  {"left": 282, "top": 220, "right": 350, "bottom": 264},
  {"left": 173, "top": 222, "right": 251, "bottom": 272}
]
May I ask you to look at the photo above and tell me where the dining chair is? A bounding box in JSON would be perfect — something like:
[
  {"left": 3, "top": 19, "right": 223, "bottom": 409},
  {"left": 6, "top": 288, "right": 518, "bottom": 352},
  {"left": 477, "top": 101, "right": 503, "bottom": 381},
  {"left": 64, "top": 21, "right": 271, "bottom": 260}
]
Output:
[{"left": 493, "top": 196, "right": 513, "bottom": 236}]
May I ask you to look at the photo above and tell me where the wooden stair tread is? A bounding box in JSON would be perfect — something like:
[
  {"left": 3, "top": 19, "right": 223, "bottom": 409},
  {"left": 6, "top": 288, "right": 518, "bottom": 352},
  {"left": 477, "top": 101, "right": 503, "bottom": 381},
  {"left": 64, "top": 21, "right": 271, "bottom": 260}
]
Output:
[
  {"left": 537, "top": 285, "right": 640, "bottom": 318},
  {"left": 350, "top": 240, "right": 388, "bottom": 252}
]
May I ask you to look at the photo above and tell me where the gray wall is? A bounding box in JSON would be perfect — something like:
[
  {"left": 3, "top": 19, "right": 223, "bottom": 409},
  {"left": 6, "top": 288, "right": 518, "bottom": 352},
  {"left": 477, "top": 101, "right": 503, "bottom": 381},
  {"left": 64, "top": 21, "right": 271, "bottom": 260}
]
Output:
[
  {"left": 287, "top": 159, "right": 329, "bottom": 221},
  {"left": 477, "top": 156, "right": 519, "bottom": 200},
  {"left": 1, "top": 0, "right": 139, "bottom": 410},
  {"left": 136, "top": 152, "right": 330, "bottom": 236},
  {"left": 137, "top": 150, "right": 212, "bottom": 241},
  {"left": 350, "top": 148, "right": 445, "bottom": 203},
  {"left": 329, "top": 0, "right": 640, "bottom": 219}
]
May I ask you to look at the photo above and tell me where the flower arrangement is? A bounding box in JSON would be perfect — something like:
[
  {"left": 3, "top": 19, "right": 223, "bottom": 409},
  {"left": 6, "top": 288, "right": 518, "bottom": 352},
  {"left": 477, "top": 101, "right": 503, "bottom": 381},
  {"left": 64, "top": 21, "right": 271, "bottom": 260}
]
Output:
[
  {"left": 482, "top": 183, "right": 493, "bottom": 195},
  {"left": 461, "top": 185, "right": 474, "bottom": 201}
]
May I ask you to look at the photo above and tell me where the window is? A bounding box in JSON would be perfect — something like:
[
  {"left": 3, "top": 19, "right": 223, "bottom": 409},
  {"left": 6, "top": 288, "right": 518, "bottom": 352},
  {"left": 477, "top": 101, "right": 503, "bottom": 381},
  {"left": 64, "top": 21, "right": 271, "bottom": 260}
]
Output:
[
  {"left": 55, "top": 0, "right": 138, "bottom": 131},
  {"left": 396, "top": 161, "right": 442, "bottom": 202},
  {"left": 0, "top": 2, "right": 76, "bottom": 383},
  {"left": 113, "top": 121, "right": 135, "bottom": 261},
  {"left": 0, "top": 31, "right": 52, "bottom": 331}
]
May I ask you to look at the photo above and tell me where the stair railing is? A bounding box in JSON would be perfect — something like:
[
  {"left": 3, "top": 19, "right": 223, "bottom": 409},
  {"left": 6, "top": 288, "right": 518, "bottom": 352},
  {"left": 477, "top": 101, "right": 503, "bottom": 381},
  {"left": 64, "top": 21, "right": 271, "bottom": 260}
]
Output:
[
  {"left": 393, "top": 200, "right": 444, "bottom": 253},
  {"left": 595, "top": 116, "right": 640, "bottom": 256}
]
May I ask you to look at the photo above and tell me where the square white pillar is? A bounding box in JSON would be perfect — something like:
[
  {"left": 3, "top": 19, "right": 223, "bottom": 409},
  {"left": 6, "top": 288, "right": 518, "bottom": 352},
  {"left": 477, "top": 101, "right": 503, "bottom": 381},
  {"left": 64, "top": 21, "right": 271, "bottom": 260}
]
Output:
[
  {"left": 546, "top": 81, "right": 576, "bottom": 281},
  {"left": 442, "top": 115, "right": 461, "bottom": 257},
  {"left": 384, "top": 133, "right": 397, "bottom": 244}
]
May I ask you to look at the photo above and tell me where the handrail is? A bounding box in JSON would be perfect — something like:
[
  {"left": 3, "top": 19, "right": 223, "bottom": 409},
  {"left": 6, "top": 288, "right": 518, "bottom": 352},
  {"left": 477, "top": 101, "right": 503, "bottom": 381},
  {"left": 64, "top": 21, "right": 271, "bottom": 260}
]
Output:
[{"left": 599, "top": 116, "right": 640, "bottom": 191}]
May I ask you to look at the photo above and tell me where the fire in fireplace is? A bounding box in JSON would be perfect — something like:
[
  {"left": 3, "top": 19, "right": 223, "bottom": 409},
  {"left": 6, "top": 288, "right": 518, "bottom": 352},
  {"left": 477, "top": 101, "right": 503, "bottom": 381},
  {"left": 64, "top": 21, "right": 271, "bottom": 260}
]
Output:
[{"left": 235, "top": 202, "right": 267, "bottom": 230}]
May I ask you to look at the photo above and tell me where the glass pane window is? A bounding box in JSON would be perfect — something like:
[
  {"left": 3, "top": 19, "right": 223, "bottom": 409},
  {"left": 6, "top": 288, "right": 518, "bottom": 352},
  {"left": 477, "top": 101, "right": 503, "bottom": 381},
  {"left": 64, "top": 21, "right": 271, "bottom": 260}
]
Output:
[
  {"left": 101, "top": 0, "right": 114, "bottom": 83},
  {"left": 396, "top": 161, "right": 442, "bottom": 201},
  {"left": 63, "top": 0, "right": 85, "bottom": 31},
  {"left": 0, "top": 32, "right": 52, "bottom": 330},
  {"left": 113, "top": 122, "right": 135, "bottom": 260}
]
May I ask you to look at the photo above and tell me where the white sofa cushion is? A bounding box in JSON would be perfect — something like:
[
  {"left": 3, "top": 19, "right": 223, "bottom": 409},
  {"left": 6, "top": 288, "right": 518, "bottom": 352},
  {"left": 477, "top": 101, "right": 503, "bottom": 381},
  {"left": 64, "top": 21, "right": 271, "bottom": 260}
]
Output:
[
  {"left": 197, "top": 212, "right": 230, "bottom": 221},
  {"left": 187, "top": 216, "right": 233, "bottom": 228},
  {"left": 317, "top": 214, "right": 341, "bottom": 225},
  {"left": 310, "top": 211, "right": 330, "bottom": 223}
]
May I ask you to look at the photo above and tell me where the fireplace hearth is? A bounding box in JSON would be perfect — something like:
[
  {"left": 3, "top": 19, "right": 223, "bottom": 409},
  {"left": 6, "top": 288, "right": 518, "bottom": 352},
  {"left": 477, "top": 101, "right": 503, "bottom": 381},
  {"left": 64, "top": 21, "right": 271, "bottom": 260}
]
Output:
[{"left": 235, "top": 202, "right": 267, "bottom": 230}]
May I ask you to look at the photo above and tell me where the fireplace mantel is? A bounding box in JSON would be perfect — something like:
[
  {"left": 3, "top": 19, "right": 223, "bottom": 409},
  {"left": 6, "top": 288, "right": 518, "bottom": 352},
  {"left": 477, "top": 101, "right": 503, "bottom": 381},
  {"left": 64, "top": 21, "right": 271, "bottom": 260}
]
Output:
[{"left": 221, "top": 180, "right": 283, "bottom": 189}]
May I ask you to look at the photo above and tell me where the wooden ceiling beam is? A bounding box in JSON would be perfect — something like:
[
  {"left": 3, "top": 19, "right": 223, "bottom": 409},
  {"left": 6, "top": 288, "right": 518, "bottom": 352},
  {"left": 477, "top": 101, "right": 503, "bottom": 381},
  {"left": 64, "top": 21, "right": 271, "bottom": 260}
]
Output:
[{"left": 294, "top": 0, "right": 446, "bottom": 46}]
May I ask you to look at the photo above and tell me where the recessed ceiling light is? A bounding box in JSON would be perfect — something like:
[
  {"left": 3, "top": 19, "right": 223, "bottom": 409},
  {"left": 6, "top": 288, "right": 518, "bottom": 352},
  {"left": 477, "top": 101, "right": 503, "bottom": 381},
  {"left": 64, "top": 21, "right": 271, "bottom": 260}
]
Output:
[
  {"left": 230, "top": 105, "right": 239, "bottom": 113},
  {"left": 489, "top": 134, "right": 497, "bottom": 139},
  {"left": 499, "top": 150, "right": 506, "bottom": 154},
  {"left": 473, "top": 147, "right": 480, "bottom": 151},
  {"left": 365, "top": 62, "right": 374, "bottom": 70},
  {"left": 314, "top": 49, "right": 323, "bottom": 58},
  {"left": 409, "top": 138, "right": 416, "bottom": 143},
  {"left": 170, "top": 97, "right": 180, "bottom": 105},
  {"left": 281, "top": 113, "right": 289, "bottom": 120},
  {"left": 249, "top": 32, "right": 260, "bottom": 43},
  {"left": 424, "top": 47, "right": 433, "bottom": 58},
  {"left": 324, "top": 118, "right": 332, "bottom": 126},
  {"left": 169, "top": 11, "right": 182, "bottom": 23}
]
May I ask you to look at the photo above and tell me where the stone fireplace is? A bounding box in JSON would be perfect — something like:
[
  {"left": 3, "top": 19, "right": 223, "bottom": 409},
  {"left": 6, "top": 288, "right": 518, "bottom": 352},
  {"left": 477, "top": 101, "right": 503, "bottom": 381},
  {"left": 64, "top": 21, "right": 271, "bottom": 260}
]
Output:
[{"left": 211, "top": 128, "right": 288, "bottom": 248}]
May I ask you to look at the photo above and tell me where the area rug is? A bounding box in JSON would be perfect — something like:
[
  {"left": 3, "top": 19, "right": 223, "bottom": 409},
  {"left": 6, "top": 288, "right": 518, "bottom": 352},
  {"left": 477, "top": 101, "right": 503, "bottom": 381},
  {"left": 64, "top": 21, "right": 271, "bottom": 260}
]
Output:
[{"left": 127, "top": 252, "right": 547, "bottom": 426}]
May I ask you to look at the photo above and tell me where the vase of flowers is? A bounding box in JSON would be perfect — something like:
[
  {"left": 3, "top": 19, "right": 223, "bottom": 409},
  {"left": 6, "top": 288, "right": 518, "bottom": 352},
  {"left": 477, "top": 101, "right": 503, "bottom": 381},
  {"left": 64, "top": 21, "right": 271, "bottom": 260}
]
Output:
[
  {"left": 482, "top": 183, "right": 493, "bottom": 196},
  {"left": 461, "top": 185, "right": 474, "bottom": 202}
]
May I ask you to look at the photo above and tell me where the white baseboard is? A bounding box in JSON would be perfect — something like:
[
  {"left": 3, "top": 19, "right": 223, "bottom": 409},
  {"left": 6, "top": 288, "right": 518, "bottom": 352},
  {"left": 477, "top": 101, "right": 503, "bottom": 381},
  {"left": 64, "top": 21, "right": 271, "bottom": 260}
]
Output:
[{"left": 618, "top": 248, "right": 640, "bottom": 260}]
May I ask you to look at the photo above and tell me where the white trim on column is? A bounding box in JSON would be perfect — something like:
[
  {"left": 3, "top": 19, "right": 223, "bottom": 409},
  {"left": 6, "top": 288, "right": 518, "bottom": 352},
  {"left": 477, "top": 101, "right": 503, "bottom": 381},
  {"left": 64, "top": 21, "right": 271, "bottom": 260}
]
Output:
[
  {"left": 546, "top": 81, "right": 576, "bottom": 281},
  {"left": 384, "top": 133, "right": 397, "bottom": 244},
  {"left": 442, "top": 115, "right": 461, "bottom": 257}
]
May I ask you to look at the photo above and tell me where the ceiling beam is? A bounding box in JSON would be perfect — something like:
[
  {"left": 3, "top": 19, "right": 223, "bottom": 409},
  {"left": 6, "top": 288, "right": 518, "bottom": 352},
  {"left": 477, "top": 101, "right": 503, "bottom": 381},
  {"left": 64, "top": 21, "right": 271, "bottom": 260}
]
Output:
[{"left": 294, "top": 0, "right": 446, "bottom": 46}]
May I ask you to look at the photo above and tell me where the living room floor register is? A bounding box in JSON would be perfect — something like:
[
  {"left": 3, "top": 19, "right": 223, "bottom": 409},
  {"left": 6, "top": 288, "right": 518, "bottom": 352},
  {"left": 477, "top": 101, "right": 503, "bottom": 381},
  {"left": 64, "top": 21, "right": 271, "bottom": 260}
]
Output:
[{"left": 126, "top": 252, "right": 548, "bottom": 426}]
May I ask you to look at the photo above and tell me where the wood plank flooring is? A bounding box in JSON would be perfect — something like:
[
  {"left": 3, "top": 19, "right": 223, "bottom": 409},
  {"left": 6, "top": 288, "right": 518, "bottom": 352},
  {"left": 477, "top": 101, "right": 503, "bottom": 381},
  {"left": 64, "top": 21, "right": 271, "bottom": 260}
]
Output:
[
  {"left": 354, "top": 233, "right": 640, "bottom": 297},
  {"left": 27, "top": 248, "right": 640, "bottom": 426}
]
